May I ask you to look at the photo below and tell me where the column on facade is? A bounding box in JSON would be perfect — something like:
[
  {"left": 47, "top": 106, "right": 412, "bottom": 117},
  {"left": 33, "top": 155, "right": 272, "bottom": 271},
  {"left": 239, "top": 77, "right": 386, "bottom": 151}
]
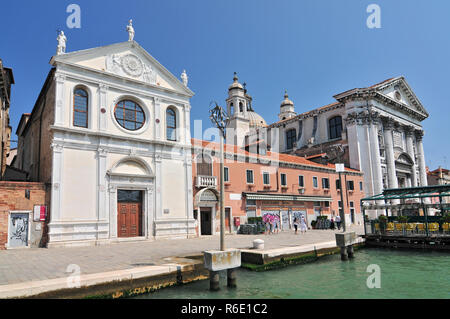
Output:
[
  {"left": 97, "top": 147, "right": 108, "bottom": 223},
  {"left": 405, "top": 126, "right": 418, "bottom": 187},
  {"left": 382, "top": 117, "right": 398, "bottom": 189},
  {"left": 154, "top": 97, "right": 161, "bottom": 140},
  {"left": 50, "top": 143, "right": 64, "bottom": 222},
  {"left": 98, "top": 83, "right": 108, "bottom": 131},
  {"left": 415, "top": 130, "right": 428, "bottom": 187},
  {"left": 184, "top": 104, "right": 191, "bottom": 144},
  {"left": 54, "top": 73, "right": 66, "bottom": 126},
  {"left": 368, "top": 114, "right": 383, "bottom": 196},
  {"left": 155, "top": 153, "right": 163, "bottom": 220}
]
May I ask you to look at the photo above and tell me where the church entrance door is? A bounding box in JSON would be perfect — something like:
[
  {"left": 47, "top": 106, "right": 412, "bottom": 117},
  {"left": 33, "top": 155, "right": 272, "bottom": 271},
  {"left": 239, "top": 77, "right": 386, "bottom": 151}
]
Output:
[{"left": 117, "top": 190, "right": 143, "bottom": 238}]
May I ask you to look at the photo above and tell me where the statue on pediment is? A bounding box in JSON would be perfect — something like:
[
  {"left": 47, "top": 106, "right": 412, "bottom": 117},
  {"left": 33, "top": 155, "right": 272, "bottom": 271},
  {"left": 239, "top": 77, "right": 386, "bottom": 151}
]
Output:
[
  {"left": 56, "top": 31, "right": 67, "bottom": 55},
  {"left": 181, "top": 70, "right": 188, "bottom": 87},
  {"left": 127, "top": 20, "right": 135, "bottom": 41}
]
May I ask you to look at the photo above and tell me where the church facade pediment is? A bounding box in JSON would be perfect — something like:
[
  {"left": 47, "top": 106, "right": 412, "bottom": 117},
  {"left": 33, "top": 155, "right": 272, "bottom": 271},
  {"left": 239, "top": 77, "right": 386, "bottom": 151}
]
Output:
[
  {"left": 374, "top": 77, "right": 428, "bottom": 119},
  {"left": 50, "top": 41, "right": 193, "bottom": 97}
]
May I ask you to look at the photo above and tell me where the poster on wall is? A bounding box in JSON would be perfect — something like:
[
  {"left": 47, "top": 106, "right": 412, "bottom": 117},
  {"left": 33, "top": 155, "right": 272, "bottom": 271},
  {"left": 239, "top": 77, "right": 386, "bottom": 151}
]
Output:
[
  {"left": 262, "top": 211, "right": 280, "bottom": 229},
  {"left": 292, "top": 210, "right": 307, "bottom": 225},
  {"left": 33, "top": 205, "right": 47, "bottom": 221},
  {"left": 8, "top": 212, "right": 29, "bottom": 248},
  {"left": 280, "top": 211, "right": 290, "bottom": 230}
]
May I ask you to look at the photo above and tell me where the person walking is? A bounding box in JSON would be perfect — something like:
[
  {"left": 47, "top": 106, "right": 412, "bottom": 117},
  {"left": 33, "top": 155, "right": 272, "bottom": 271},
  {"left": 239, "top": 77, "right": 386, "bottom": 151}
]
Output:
[
  {"left": 293, "top": 217, "right": 299, "bottom": 234},
  {"left": 336, "top": 215, "right": 341, "bottom": 230},
  {"left": 265, "top": 221, "right": 270, "bottom": 235},
  {"left": 330, "top": 217, "right": 335, "bottom": 230},
  {"left": 300, "top": 215, "right": 307, "bottom": 234}
]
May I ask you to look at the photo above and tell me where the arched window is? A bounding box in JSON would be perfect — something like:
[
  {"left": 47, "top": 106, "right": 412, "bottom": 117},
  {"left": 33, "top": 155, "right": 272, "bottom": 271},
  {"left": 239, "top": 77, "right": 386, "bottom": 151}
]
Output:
[
  {"left": 239, "top": 102, "right": 243, "bottom": 112},
  {"left": 114, "top": 100, "right": 145, "bottom": 131},
  {"left": 329, "top": 116, "right": 342, "bottom": 140},
  {"left": 229, "top": 103, "right": 234, "bottom": 115},
  {"left": 286, "top": 128, "right": 297, "bottom": 150},
  {"left": 196, "top": 153, "right": 212, "bottom": 176},
  {"left": 166, "top": 108, "right": 177, "bottom": 141},
  {"left": 73, "top": 88, "right": 88, "bottom": 128}
]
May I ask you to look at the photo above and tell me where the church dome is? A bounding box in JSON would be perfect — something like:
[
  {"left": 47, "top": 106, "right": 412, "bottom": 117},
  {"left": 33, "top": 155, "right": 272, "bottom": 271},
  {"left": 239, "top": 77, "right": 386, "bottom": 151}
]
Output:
[
  {"left": 247, "top": 111, "right": 267, "bottom": 128},
  {"left": 280, "top": 90, "right": 294, "bottom": 107},
  {"left": 228, "top": 72, "right": 244, "bottom": 91}
]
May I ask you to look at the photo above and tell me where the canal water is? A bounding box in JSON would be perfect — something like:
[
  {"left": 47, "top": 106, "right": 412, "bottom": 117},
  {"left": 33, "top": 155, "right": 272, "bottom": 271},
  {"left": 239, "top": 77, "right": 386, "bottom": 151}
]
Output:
[{"left": 134, "top": 249, "right": 450, "bottom": 299}]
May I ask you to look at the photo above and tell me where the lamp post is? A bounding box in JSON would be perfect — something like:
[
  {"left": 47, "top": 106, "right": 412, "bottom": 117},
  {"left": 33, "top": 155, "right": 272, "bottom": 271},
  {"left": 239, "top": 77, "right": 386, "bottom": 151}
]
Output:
[
  {"left": 336, "top": 163, "right": 346, "bottom": 232},
  {"left": 209, "top": 102, "right": 229, "bottom": 251}
]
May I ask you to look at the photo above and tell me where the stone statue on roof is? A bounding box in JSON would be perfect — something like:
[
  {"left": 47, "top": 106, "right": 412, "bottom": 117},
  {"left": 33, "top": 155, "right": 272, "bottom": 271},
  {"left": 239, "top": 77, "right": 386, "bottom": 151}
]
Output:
[
  {"left": 56, "top": 31, "right": 67, "bottom": 55},
  {"left": 181, "top": 70, "right": 188, "bottom": 87},
  {"left": 127, "top": 19, "right": 135, "bottom": 41}
]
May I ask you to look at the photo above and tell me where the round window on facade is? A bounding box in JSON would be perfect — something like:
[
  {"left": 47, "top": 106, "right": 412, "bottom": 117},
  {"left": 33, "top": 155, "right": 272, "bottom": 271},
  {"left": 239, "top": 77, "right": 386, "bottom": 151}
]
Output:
[
  {"left": 114, "top": 100, "right": 146, "bottom": 131},
  {"left": 394, "top": 90, "right": 402, "bottom": 101}
]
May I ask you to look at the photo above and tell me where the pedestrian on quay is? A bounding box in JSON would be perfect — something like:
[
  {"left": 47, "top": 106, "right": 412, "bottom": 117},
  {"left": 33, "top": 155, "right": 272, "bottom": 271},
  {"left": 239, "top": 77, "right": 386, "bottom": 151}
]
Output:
[
  {"left": 265, "top": 221, "right": 270, "bottom": 235},
  {"left": 336, "top": 215, "right": 341, "bottom": 230},
  {"left": 330, "top": 216, "right": 335, "bottom": 230},
  {"left": 293, "top": 217, "right": 299, "bottom": 234},
  {"left": 300, "top": 215, "right": 307, "bottom": 234}
]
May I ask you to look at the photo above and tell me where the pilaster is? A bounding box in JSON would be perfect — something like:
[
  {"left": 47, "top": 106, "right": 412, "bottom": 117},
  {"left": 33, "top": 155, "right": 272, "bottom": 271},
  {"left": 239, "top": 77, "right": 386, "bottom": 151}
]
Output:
[
  {"left": 98, "top": 83, "right": 108, "bottom": 131},
  {"left": 54, "top": 73, "right": 66, "bottom": 126},
  {"left": 154, "top": 97, "right": 161, "bottom": 140},
  {"left": 50, "top": 142, "right": 64, "bottom": 221}
]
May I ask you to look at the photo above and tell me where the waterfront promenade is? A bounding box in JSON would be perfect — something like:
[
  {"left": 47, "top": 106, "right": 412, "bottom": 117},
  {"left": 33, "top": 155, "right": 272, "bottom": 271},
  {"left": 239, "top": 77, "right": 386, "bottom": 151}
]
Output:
[{"left": 0, "top": 225, "right": 363, "bottom": 298}]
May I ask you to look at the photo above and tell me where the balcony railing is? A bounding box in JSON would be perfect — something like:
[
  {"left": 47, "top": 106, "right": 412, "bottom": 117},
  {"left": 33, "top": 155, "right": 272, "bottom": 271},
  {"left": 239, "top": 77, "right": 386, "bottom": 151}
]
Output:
[{"left": 196, "top": 175, "right": 217, "bottom": 188}]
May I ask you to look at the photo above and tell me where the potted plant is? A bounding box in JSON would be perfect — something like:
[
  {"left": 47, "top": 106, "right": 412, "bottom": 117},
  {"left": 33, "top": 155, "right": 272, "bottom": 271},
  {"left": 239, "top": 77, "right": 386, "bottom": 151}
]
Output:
[
  {"left": 398, "top": 215, "right": 409, "bottom": 223},
  {"left": 311, "top": 220, "right": 317, "bottom": 229},
  {"left": 378, "top": 214, "right": 387, "bottom": 233}
]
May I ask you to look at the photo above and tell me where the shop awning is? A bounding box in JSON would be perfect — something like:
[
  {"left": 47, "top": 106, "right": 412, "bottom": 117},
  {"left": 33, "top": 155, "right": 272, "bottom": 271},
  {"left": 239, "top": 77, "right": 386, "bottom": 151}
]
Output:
[{"left": 243, "top": 192, "right": 332, "bottom": 202}]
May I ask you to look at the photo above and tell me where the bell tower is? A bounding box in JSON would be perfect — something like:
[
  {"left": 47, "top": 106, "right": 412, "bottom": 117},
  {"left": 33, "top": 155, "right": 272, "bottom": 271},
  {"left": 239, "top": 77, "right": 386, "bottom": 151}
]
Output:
[{"left": 278, "top": 90, "right": 296, "bottom": 121}]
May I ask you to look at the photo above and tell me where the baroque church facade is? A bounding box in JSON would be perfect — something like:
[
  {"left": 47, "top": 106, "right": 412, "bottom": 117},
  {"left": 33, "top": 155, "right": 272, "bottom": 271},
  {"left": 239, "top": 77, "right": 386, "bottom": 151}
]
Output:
[
  {"left": 15, "top": 25, "right": 196, "bottom": 247},
  {"left": 225, "top": 76, "right": 429, "bottom": 217}
]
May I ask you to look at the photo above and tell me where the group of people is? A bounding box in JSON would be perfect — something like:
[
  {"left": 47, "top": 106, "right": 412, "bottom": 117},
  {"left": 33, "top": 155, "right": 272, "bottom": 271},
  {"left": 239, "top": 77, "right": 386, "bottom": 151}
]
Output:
[
  {"left": 264, "top": 219, "right": 280, "bottom": 235},
  {"left": 293, "top": 215, "right": 308, "bottom": 235},
  {"left": 329, "top": 215, "right": 342, "bottom": 230}
]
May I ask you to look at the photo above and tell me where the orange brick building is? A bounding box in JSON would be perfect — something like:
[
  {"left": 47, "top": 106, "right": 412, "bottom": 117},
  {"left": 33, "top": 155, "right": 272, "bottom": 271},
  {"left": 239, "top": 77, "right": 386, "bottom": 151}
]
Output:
[
  {"left": 0, "top": 182, "right": 49, "bottom": 249},
  {"left": 192, "top": 139, "right": 364, "bottom": 235}
]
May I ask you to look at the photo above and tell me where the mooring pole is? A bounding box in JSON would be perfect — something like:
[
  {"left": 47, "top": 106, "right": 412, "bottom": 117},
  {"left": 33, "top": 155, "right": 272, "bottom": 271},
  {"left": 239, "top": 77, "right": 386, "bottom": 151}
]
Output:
[
  {"left": 227, "top": 268, "right": 237, "bottom": 288},
  {"left": 210, "top": 271, "right": 220, "bottom": 291}
]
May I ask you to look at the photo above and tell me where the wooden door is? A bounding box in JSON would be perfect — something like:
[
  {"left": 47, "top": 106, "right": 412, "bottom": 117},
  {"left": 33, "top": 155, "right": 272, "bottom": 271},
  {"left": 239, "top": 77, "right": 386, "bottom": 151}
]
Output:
[
  {"left": 118, "top": 202, "right": 142, "bottom": 237},
  {"left": 200, "top": 208, "right": 212, "bottom": 235}
]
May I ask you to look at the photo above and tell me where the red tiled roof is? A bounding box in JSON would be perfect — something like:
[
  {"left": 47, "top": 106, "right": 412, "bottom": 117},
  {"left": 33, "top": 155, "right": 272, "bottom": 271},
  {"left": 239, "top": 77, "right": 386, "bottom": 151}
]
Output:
[{"left": 191, "top": 138, "right": 361, "bottom": 173}]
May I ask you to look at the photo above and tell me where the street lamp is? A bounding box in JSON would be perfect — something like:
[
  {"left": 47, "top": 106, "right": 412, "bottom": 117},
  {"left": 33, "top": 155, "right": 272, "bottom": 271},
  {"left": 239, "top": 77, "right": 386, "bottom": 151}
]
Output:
[{"left": 209, "top": 102, "right": 229, "bottom": 251}]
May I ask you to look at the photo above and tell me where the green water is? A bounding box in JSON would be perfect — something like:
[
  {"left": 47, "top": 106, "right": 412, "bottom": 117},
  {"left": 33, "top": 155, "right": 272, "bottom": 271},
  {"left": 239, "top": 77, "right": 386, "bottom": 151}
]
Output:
[{"left": 134, "top": 249, "right": 450, "bottom": 299}]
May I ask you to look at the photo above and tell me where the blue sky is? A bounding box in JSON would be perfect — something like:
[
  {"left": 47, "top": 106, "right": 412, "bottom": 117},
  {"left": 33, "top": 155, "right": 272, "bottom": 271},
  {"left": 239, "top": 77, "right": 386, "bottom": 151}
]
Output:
[{"left": 1, "top": 0, "right": 449, "bottom": 169}]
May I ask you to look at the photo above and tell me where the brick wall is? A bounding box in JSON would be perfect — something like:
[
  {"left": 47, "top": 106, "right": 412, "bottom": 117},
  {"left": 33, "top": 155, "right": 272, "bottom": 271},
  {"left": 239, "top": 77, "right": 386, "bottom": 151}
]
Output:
[{"left": 0, "top": 181, "right": 48, "bottom": 250}]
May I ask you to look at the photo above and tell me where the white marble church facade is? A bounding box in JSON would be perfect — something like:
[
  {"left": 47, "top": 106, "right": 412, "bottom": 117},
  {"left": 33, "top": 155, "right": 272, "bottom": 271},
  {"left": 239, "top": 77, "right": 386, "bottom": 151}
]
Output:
[
  {"left": 268, "top": 77, "right": 429, "bottom": 211},
  {"left": 224, "top": 75, "right": 429, "bottom": 218},
  {"left": 16, "top": 28, "right": 196, "bottom": 247}
]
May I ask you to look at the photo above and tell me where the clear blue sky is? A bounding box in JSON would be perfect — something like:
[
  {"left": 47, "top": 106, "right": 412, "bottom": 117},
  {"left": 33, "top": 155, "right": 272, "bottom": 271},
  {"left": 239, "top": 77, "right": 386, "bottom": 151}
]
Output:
[{"left": 1, "top": 0, "right": 449, "bottom": 169}]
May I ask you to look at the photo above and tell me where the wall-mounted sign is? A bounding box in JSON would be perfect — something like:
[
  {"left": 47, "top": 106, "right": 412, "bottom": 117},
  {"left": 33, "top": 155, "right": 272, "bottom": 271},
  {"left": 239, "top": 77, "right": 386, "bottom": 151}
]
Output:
[
  {"left": 33, "top": 205, "right": 47, "bottom": 221},
  {"left": 229, "top": 193, "right": 241, "bottom": 201}
]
